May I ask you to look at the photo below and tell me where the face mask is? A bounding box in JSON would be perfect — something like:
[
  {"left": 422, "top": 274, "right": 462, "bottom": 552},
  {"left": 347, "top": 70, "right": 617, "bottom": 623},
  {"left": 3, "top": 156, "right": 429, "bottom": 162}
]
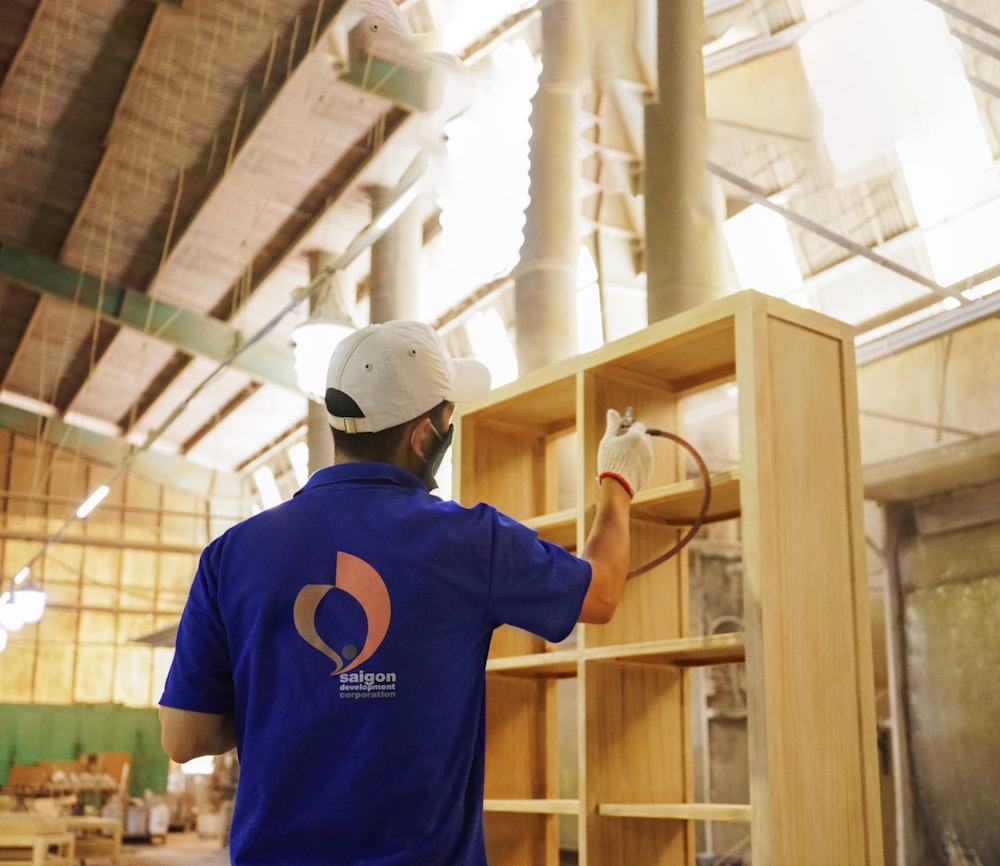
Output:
[{"left": 419, "top": 422, "right": 454, "bottom": 491}]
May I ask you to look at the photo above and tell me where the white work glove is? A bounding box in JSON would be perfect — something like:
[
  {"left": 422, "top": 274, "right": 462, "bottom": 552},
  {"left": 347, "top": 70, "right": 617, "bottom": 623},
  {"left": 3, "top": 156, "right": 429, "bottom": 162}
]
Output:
[{"left": 597, "top": 408, "right": 655, "bottom": 497}]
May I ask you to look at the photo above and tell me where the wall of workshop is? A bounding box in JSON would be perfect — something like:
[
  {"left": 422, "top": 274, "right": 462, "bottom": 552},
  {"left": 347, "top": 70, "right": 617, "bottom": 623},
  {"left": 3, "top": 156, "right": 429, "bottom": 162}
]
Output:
[
  {"left": 0, "top": 703, "right": 168, "bottom": 796},
  {"left": 0, "top": 429, "right": 221, "bottom": 709},
  {"left": 857, "top": 316, "right": 1000, "bottom": 866},
  {"left": 856, "top": 318, "right": 1000, "bottom": 464}
]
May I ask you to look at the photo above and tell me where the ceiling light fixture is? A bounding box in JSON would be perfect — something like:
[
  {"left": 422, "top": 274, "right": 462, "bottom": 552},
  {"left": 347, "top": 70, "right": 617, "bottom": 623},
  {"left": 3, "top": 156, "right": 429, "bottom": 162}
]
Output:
[
  {"left": 12, "top": 566, "right": 46, "bottom": 625},
  {"left": 76, "top": 484, "right": 110, "bottom": 519},
  {"left": 0, "top": 592, "right": 24, "bottom": 633}
]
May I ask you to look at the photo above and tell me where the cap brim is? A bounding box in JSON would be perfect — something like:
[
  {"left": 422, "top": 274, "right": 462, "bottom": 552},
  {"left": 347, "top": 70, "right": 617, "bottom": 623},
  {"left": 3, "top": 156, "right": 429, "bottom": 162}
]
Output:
[{"left": 447, "top": 358, "right": 492, "bottom": 404}]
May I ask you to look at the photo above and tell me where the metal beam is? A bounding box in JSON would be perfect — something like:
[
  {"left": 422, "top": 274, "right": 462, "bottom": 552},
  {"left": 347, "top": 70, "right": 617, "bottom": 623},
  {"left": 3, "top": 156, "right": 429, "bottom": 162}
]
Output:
[
  {"left": 0, "top": 242, "right": 299, "bottom": 392},
  {"left": 855, "top": 288, "right": 1000, "bottom": 366},
  {"left": 705, "top": 161, "right": 965, "bottom": 303},
  {"left": 0, "top": 403, "right": 242, "bottom": 502},
  {"left": 923, "top": 0, "right": 1000, "bottom": 41}
]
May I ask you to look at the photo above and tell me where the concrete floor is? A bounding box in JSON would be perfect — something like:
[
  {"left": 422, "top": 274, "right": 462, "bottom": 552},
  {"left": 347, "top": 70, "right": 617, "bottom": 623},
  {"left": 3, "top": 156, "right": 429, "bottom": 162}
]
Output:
[
  {"left": 118, "top": 831, "right": 581, "bottom": 865},
  {"left": 119, "top": 831, "right": 229, "bottom": 866}
]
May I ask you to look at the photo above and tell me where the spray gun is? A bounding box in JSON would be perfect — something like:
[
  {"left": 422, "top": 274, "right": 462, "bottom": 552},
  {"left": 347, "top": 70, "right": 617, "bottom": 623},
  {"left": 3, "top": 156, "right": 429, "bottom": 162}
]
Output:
[
  {"left": 610, "top": 404, "right": 713, "bottom": 578},
  {"left": 617, "top": 406, "right": 635, "bottom": 435}
]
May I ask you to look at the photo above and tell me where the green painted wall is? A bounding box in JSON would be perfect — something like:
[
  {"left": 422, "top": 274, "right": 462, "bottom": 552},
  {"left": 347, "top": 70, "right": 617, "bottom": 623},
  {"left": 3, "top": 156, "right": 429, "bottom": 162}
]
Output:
[{"left": 0, "top": 704, "right": 168, "bottom": 797}]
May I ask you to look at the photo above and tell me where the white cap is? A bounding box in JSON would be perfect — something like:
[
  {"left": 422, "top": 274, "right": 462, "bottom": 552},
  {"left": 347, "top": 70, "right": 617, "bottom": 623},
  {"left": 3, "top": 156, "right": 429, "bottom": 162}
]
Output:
[{"left": 325, "top": 321, "right": 492, "bottom": 433}]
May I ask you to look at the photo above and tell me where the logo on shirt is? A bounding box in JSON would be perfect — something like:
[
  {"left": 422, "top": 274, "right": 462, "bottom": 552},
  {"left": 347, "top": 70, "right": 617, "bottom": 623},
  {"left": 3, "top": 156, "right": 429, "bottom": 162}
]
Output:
[{"left": 292, "top": 551, "right": 391, "bottom": 676}]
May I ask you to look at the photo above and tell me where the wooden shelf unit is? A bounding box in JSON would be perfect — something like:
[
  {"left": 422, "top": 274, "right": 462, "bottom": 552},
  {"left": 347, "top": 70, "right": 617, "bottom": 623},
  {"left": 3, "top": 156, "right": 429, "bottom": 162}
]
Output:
[{"left": 454, "top": 291, "right": 883, "bottom": 866}]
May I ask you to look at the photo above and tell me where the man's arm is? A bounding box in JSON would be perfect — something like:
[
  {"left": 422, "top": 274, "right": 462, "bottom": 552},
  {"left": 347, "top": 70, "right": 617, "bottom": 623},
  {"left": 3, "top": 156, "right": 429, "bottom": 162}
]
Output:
[
  {"left": 576, "top": 408, "right": 655, "bottom": 624},
  {"left": 577, "top": 478, "right": 632, "bottom": 623},
  {"left": 159, "top": 706, "right": 236, "bottom": 764}
]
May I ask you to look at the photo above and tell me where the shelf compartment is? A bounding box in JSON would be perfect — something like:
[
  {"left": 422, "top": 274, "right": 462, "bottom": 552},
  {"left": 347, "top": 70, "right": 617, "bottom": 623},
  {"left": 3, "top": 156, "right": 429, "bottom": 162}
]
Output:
[
  {"left": 598, "top": 803, "right": 751, "bottom": 822},
  {"left": 597, "top": 313, "right": 738, "bottom": 393},
  {"left": 632, "top": 469, "right": 741, "bottom": 526},
  {"left": 582, "top": 657, "right": 691, "bottom": 863},
  {"left": 484, "top": 798, "right": 578, "bottom": 815}
]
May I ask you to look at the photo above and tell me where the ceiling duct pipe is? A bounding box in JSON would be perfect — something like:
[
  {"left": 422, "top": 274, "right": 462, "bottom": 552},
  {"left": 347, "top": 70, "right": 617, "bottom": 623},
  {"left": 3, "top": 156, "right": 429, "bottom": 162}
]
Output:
[
  {"left": 514, "top": 0, "right": 587, "bottom": 374},
  {"left": 644, "top": 0, "right": 730, "bottom": 323},
  {"left": 370, "top": 182, "right": 422, "bottom": 323},
  {"left": 303, "top": 250, "right": 352, "bottom": 474}
]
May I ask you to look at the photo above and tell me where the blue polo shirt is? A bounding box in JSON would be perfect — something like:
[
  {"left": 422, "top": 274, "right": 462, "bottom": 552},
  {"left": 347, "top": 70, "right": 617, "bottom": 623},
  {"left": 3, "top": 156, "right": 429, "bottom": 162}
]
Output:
[{"left": 160, "top": 462, "right": 591, "bottom": 866}]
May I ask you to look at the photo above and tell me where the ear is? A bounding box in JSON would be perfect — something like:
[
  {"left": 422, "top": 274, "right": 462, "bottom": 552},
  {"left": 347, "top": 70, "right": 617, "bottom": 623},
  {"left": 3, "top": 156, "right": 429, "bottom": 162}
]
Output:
[{"left": 408, "top": 417, "right": 435, "bottom": 461}]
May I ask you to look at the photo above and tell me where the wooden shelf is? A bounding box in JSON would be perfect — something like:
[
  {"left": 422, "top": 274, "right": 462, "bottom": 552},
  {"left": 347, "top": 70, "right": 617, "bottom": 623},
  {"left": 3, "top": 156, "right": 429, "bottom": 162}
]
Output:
[
  {"left": 632, "top": 469, "right": 741, "bottom": 525},
  {"left": 486, "top": 647, "right": 579, "bottom": 677},
  {"left": 598, "top": 803, "right": 751, "bottom": 823},
  {"left": 486, "top": 633, "right": 745, "bottom": 677},
  {"left": 523, "top": 508, "right": 577, "bottom": 549},
  {"left": 584, "top": 633, "right": 745, "bottom": 667},
  {"left": 484, "top": 799, "right": 579, "bottom": 815},
  {"left": 522, "top": 471, "right": 741, "bottom": 550}
]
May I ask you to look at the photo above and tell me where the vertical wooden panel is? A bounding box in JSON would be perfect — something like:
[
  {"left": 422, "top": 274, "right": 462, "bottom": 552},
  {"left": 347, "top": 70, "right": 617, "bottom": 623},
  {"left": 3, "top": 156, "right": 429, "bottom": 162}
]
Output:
[
  {"left": 738, "top": 311, "right": 881, "bottom": 865},
  {"left": 840, "top": 336, "right": 886, "bottom": 866}
]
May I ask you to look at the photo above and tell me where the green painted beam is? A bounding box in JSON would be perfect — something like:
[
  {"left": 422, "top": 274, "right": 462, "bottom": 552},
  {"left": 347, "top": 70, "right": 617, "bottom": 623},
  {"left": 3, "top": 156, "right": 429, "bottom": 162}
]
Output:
[
  {"left": 0, "top": 403, "right": 242, "bottom": 503},
  {"left": 0, "top": 242, "right": 299, "bottom": 392}
]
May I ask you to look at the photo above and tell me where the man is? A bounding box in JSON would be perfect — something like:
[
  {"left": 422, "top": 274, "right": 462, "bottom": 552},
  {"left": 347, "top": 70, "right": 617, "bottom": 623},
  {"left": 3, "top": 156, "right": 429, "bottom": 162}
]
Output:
[{"left": 160, "top": 320, "right": 654, "bottom": 865}]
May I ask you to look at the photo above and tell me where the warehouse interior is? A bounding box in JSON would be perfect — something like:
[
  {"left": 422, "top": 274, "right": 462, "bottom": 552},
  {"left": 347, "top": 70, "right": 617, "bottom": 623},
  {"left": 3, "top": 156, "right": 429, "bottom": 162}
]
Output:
[{"left": 1, "top": 0, "right": 999, "bottom": 864}]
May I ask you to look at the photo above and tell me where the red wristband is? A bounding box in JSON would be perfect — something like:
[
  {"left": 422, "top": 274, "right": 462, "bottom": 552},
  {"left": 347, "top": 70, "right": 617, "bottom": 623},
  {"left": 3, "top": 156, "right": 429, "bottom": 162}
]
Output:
[{"left": 597, "top": 471, "right": 634, "bottom": 497}]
